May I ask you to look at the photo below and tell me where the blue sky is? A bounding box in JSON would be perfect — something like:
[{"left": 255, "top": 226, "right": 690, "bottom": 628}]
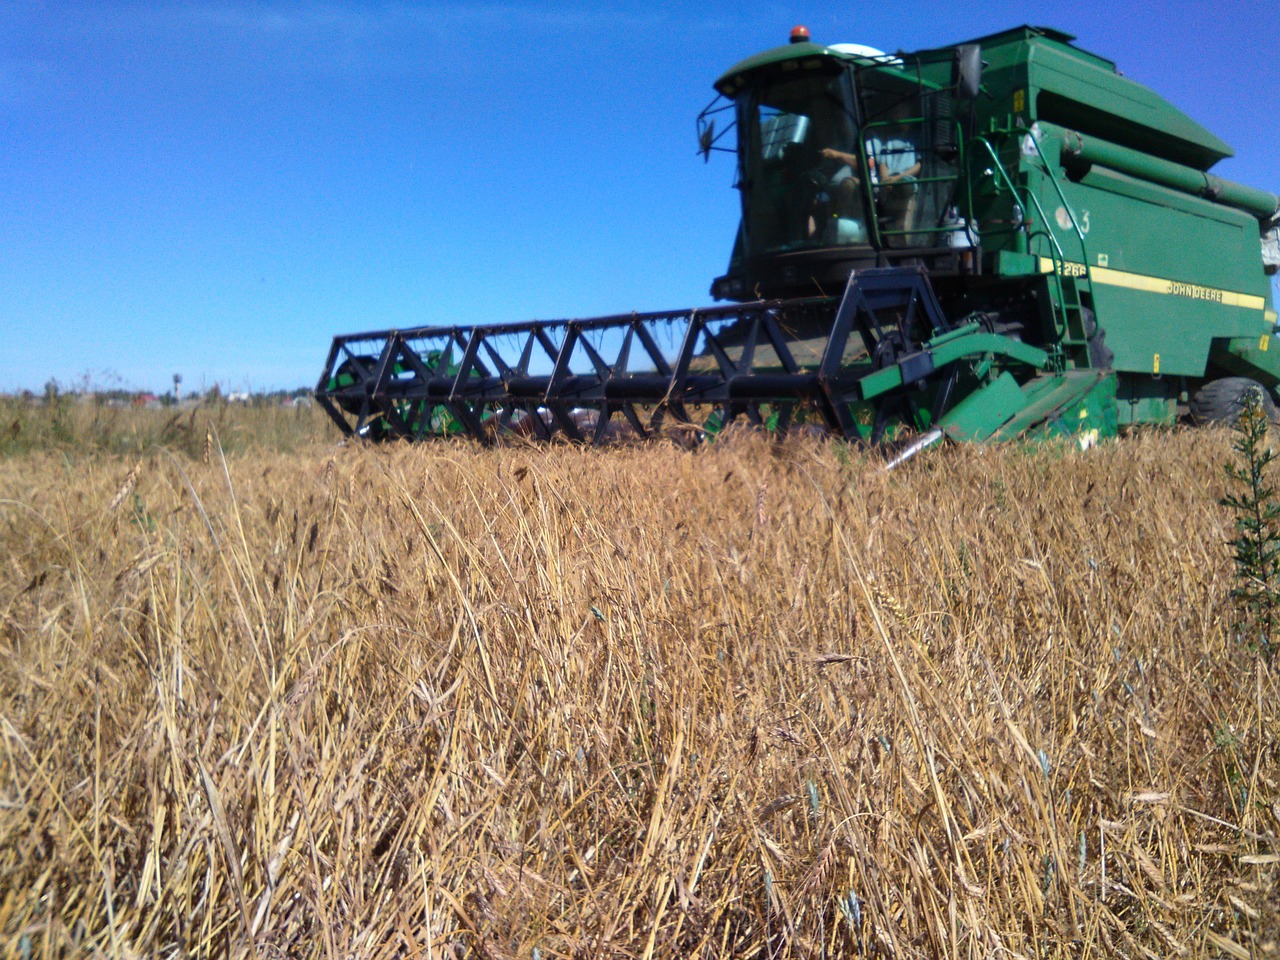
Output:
[{"left": 2, "top": 0, "right": 1277, "bottom": 394}]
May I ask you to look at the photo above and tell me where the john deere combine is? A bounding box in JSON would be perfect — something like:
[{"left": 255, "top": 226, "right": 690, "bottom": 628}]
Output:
[{"left": 316, "top": 25, "right": 1280, "bottom": 447}]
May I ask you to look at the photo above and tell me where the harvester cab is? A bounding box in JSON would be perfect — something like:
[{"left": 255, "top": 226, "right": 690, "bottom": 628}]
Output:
[
  {"left": 699, "top": 26, "right": 980, "bottom": 301},
  {"left": 316, "top": 25, "right": 1280, "bottom": 449}
]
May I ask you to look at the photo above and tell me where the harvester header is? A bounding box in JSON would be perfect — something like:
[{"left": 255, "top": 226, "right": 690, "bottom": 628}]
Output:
[{"left": 317, "top": 25, "right": 1279, "bottom": 447}]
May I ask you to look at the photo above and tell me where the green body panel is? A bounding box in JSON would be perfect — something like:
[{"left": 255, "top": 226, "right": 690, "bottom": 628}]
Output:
[
  {"left": 939, "top": 373, "right": 1028, "bottom": 442},
  {"left": 1023, "top": 126, "right": 1277, "bottom": 380},
  {"left": 1211, "top": 338, "right": 1280, "bottom": 389},
  {"left": 947, "top": 27, "right": 1232, "bottom": 169},
  {"left": 1019, "top": 38, "right": 1231, "bottom": 168},
  {"left": 942, "top": 369, "right": 1117, "bottom": 443},
  {"left": 1004, "top": 370, "right": 1118, "bottom": 439},
  {"left": 1114, "top": 375, "right": 1177, "bottom": 425}
]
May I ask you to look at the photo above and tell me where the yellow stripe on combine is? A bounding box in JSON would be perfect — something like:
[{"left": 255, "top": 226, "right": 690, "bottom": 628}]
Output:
[{"left": 1037, "top": 258, "right": 1267, "bottom": 311}]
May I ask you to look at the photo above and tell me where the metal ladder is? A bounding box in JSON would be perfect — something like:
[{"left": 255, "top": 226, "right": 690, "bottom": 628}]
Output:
[{"left": 973, "top": 130, "right": 1096, "bottom": 367}]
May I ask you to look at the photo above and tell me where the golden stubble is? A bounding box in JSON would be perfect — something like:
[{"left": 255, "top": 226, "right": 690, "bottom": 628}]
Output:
[{"left": 0, "top": 422, "right": 1277, "bottom": 958}]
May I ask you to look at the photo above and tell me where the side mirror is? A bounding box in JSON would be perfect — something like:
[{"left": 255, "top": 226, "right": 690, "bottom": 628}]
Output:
[
  {"left": 953, "top": 44, "right": 983, "bottom": 100},
  {"left": 698, "top": 119, "right": 715, "bottom": 162}
]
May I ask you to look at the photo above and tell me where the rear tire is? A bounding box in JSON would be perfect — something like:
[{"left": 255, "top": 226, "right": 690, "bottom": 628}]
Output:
[{"left": 1190, "top": 377, "right": 1279, "bottom": 426}]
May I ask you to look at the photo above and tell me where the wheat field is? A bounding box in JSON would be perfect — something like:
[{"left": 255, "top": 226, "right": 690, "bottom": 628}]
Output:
[{"left": 1, "top": 409, "right": 1277, "bottom": 958}]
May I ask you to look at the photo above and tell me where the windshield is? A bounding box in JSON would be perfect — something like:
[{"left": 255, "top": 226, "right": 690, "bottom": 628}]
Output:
[{"left": 737, "top": 69, "right": 868, "bottom": 259}]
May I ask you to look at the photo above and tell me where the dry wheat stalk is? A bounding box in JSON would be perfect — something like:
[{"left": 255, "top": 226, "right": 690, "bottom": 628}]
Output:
[
  {"left": 107, "top": 462, "right": 142, "bottom": 511},
  {"left": 0, "top": 426, "right": 1275, "bottom": 958}
]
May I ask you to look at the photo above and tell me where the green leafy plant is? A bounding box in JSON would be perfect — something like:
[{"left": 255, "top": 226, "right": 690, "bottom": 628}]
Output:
[{"left": 1220, "top": 389, "right": 1280, "bottom": 662}]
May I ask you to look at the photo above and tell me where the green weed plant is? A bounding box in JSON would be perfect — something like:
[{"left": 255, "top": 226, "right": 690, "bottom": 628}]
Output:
[{"left": 1221, "top": 390, "right": 1280, "bottom": 662}]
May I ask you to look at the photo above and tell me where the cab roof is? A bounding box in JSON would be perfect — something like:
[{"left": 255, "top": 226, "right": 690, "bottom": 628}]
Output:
[
  {"left": 712, "top": 25, "right": 1233, "bottom": 168},
  {"left": 715, "top": 25, "right": 1090, "bottom": 97},
  {"left": 714, "top": 41, "right": 880, "bottom": 97}
]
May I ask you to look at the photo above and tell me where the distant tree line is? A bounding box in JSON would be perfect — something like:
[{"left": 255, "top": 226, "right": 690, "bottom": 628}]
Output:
[{"left": 12, "top": 380, "right": 313, "bottom": 406}]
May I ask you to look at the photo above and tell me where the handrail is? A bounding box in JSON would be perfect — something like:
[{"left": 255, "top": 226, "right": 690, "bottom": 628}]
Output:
[
  {"left": 1022, "top": 125, "right": 1097, "bottom": 347},
  {"left": 973, "top": 135, "right": 1078, "bottom": 344},
  {"left": 973, "top": 136, "right": 1062, "bottom": 261},
  {"left": 1023, "top": 125, "right": 1091, "bottom": 268}
]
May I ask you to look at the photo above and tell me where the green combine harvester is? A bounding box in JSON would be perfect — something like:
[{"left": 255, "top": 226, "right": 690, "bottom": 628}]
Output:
[{"left": 316, "top": 25, "right": 1280, "bottom": 449}]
